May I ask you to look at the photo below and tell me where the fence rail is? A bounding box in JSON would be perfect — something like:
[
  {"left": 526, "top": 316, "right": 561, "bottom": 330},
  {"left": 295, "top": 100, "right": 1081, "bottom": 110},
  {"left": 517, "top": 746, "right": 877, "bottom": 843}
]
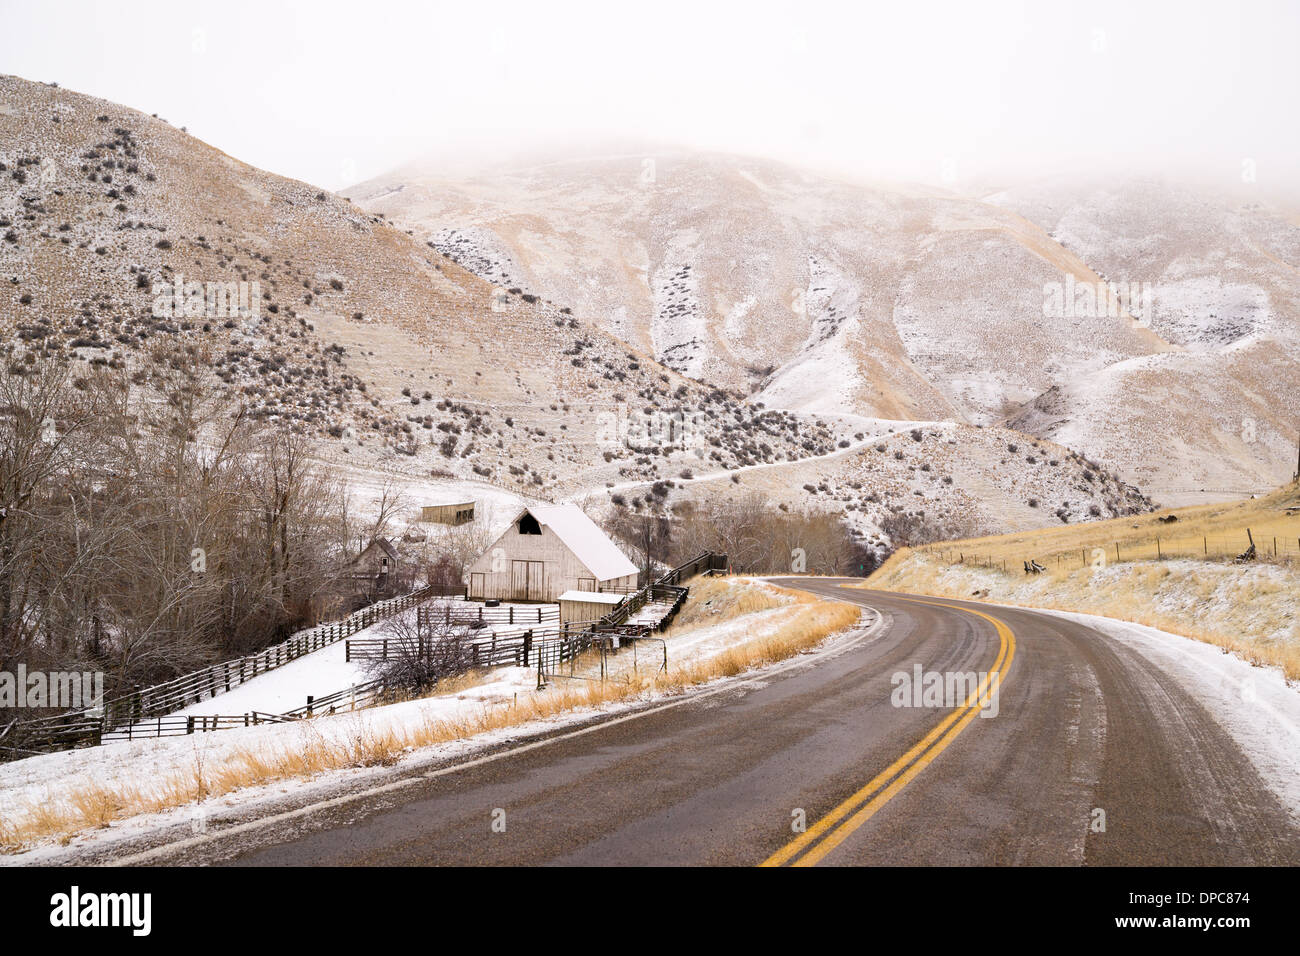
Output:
[
  {"left": 3, "top": 554, "right": 729, "bottom": 758},
  {"left": 347, "top": 623, "right": 566, "bottom": 667},
  {"left": 597, "top": 552, "right": 724, "bottom": 629},
  {"left": 416, "top": 602, "right": 558, "bottom": 629},
  {"left": 4, "top": 586, "right": 441, "bottom": 757}
]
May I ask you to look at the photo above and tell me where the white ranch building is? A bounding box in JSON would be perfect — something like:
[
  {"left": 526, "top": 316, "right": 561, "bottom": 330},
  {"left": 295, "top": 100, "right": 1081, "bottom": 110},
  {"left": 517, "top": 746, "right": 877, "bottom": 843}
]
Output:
[{"left": 466, "top": 503, "right": 639, "bottom": 602}]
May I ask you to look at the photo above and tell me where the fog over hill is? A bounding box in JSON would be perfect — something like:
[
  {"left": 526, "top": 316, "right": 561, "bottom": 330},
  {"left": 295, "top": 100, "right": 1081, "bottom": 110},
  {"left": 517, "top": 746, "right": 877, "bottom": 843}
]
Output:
[{"left": 347, "top": 151, "right": 1300, "bottom": 504}]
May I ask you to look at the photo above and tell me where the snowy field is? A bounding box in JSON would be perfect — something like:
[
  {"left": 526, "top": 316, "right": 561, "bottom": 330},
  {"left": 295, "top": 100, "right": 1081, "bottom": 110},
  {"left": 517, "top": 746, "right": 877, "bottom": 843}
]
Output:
[{"left": 161, "top": 599, "right": 554, "bottom": 720}]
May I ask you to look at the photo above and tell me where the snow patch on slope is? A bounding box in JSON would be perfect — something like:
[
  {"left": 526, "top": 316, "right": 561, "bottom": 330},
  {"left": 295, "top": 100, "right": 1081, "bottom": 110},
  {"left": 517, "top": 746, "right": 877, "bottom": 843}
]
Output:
[
  {"left": 651, "top": 246, "right": 708, "bottom": 378},
  {"left": 757, "top": 256, "right": 864, "bottom": 415}
]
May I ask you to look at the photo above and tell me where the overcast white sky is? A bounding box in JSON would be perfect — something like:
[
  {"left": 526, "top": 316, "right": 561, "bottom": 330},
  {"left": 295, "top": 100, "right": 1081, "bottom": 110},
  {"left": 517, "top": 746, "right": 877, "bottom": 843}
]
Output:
[{"left": 2, "top": 0, "right": 1296, "bottom": 191}]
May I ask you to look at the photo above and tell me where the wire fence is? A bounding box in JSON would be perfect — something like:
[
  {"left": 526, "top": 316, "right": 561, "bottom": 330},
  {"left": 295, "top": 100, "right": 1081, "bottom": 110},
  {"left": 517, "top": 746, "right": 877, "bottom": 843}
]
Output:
[{"left": 921, "top": 525, "right": 1300, "bottom": 573}]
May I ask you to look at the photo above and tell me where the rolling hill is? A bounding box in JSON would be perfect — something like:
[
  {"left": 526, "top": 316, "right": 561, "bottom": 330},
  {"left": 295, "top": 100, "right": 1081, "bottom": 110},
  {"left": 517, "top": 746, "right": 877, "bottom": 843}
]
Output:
[
  {"left": 346, "top": 151, "right": 1300, "bottom": 504},
  {"left": 0, "top": 75, "right": 1154, "bottom": 546}
]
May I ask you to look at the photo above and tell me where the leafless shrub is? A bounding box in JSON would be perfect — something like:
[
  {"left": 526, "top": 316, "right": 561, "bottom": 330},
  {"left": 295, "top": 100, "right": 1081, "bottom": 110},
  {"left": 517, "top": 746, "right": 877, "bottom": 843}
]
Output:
[{"left": 361, "top": 610, "right": 475, "bottom": 695}]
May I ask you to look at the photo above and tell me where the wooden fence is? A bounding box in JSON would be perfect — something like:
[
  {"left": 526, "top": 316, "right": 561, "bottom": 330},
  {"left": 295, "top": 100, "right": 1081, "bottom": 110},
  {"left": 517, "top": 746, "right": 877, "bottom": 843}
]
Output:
[
  {"left": 5, "top": 586, "right": 440, "bottom": 755},
  {"left": 4, "top": 554, "right": 729, "bottom": 757},
  {"left": 416, "top": 602, "right": 559, "bottom": 629},
  {"left": 595, "top": 550, "right": 723, "bottom": 630},
  {"left": 347, "top": 623, "right": 565, "bottom": 667}
]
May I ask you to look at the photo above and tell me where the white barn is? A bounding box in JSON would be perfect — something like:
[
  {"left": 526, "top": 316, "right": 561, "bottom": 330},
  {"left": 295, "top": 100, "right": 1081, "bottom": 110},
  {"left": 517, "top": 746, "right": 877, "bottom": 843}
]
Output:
[{"left": 466, "top": 504, "right": 639, "bottom": 602}]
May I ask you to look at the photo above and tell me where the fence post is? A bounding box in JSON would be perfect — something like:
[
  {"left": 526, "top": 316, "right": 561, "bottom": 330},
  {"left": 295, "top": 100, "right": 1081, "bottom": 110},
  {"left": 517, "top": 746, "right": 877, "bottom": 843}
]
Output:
[
  {"left": 306, "top": 695, "right": 314, "bottom": 718},
  {"left": 186, "top": 716, "right": 194, "bottom": 736}
]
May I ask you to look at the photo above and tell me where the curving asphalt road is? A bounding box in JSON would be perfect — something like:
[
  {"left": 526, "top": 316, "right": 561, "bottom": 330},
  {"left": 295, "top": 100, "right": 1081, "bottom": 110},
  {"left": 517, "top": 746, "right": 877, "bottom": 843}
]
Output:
[{"left": 114, "top": 580, "right": 1300, "bottom": 866}]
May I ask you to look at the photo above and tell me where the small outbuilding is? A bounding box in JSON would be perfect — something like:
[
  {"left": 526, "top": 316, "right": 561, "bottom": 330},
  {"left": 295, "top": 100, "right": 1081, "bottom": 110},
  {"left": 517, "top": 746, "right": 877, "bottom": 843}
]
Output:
[
  {"left": 557, "top": 589, "right": 626, "bottom": 626},
  {"left": 349, "top": 537, "right": 403, "bottom": 597},
  {"left": 420, "top": 500, "right": 476, "bottom": 526}
]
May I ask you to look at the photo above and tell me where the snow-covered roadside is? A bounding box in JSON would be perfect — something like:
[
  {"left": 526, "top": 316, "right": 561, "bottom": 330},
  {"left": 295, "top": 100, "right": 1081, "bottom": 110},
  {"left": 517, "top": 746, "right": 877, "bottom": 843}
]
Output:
[
  {"left": 0, "top": 610, "right": 871, "bottom": 865},
  {"left": 0, "top": 664, "right": 540, "bottom": 848},
  {"left": 660, "top": 605, "right": 802, "bottom": 661},
  {"left": 1027, "top": 606, "right": 1300, "bottom": 823}
]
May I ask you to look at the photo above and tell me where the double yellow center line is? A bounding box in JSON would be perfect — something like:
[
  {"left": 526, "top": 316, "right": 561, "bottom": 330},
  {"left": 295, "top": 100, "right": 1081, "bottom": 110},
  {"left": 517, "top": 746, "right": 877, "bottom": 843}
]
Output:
[{"left": 761, "top": 597, "right": 1016, "bottom": 867}]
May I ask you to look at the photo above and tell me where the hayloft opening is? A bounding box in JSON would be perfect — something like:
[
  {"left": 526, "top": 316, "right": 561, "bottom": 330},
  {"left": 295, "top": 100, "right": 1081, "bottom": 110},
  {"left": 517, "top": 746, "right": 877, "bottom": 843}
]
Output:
[{"left": 518, "top": 513, "right": 542, "bottom": 535}]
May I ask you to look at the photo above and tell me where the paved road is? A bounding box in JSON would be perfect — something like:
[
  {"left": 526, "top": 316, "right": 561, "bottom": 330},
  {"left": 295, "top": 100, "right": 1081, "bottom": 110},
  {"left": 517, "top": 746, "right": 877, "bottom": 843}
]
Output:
[{"left": 124, "top": 580, "right": 1300, "bottom": 866}]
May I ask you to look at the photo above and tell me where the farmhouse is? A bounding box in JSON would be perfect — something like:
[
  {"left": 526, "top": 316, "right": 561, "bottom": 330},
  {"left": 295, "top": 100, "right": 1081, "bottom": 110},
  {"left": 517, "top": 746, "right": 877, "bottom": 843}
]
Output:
[
  {"left": 348, "top": 537, "right": 404, "bottom": 597},
  {"left": 466, "top": 503, "right": 639, "bottom": 602}
]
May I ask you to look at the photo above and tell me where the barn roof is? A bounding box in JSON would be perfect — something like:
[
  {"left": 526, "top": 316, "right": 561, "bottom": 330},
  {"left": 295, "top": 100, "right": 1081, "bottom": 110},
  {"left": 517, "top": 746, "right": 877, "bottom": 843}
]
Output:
[
  {"left": 525, "top": 503, "right": 639, "bottom": 581},
  {"left": 556, "top": 590, "right": 625, "bottom": 605}
]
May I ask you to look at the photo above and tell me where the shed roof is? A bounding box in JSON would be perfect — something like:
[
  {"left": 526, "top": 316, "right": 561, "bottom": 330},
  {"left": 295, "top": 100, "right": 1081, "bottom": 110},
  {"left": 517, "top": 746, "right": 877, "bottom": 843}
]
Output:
[{"left": 556, "top": 590, "right": 625, "bottom": 605}]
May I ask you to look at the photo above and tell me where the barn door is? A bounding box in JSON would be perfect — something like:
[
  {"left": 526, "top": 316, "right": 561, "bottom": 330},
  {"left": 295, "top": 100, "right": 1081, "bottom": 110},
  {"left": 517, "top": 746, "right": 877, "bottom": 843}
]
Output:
[
  {"left": 527, "top": 561, "right": 545, "bottom": 601},
  {"left": 469, "top": 573, "right": 484, "bottom": 599},
  {"left": 511, "top": 561, "right": 529, "bottom": 601}
]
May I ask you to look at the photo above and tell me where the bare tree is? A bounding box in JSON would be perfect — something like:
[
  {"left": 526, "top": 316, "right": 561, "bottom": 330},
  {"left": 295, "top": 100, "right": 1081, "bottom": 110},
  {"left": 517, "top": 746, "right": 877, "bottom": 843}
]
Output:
[
  {"left": 369, "top": 477, "right": 409, "bottom": 543},
  {"left": 362, "top": 609, "right": 475, "bottom": 695}
]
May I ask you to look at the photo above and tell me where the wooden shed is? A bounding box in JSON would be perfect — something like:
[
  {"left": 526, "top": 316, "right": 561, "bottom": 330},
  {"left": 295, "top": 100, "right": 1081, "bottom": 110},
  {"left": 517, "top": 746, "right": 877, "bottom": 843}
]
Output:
[
  {"left": 465, "top": 503, "right": 639, "bottom": 603},
  {"left": 420, "top": 500, "right": 476, "bottom": 526},
  {"left": 557, "top": 589, "right": 625, "bottom": 626}
]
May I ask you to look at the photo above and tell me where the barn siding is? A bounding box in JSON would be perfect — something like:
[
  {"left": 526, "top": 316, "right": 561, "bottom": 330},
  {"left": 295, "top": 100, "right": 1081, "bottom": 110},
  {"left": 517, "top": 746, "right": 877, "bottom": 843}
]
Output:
[{"left": 466, "top": 520, "right": 636, "bottom": 602}]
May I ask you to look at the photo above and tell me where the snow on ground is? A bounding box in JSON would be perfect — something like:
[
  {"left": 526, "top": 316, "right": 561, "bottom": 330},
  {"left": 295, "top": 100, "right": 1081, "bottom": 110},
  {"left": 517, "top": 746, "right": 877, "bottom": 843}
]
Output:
[
  {"left": 623, "top": 601, "right": 676, "bottom": 629},
  {"left": 161, "top": 600, "right": 552, "bottom": 720},
  {"left": 0, "top": 583, "right": 864, "bottom": 863},
  {"left": 650, "top": 242, "right": 708, "bottom": 379},
  {"left": 171, "top": 638, "right": 367, "bottom": 719},
  {"left": 314, "top": 456, "right": 530, "bottom": 541},
  {"left": 755, "top": 255, "right": 866, "bottom": 416}
]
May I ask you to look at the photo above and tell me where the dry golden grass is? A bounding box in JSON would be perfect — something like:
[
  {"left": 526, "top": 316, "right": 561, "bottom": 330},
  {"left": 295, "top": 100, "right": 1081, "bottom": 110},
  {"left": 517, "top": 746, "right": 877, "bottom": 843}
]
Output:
[
  {"left": 662, "top": 574, "right": 786, "bottom": 634},
  {"left": 898, "top": 481, "right": 1300, "bottom": 571},
  {"left": 869, "top": 549, "right": 1300, "bottom": 681},
  {"left": 0, "top": 580, "right": 857, "bottom": 854}
]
